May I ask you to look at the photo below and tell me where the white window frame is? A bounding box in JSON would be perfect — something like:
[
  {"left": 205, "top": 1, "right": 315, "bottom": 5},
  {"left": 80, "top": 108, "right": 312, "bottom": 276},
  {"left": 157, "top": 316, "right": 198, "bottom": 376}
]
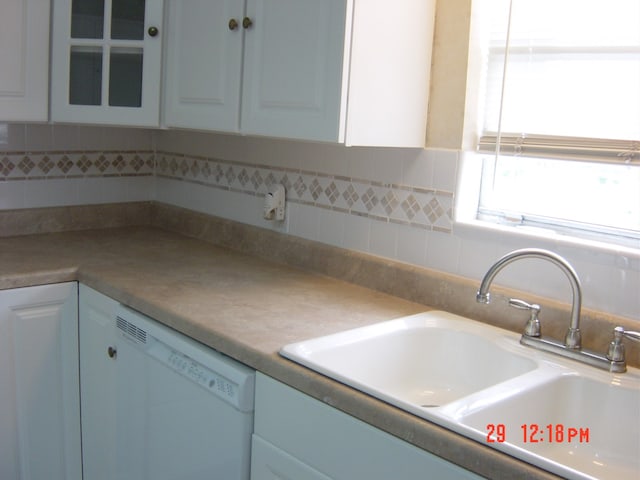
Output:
[{"left": 475, "top": 0, "right": 640, "bottom": 249}]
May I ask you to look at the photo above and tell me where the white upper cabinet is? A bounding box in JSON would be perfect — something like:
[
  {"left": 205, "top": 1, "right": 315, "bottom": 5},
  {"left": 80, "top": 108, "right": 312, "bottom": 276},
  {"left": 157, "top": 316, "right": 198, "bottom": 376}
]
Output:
[
  {"left": 340, "top": 0, "right": 435, "bottom": 147},
  {"left": 51, "top": 0, "right": 164, "bottom": 126},
  {"left": 163, "top": 0, "right": 244, "bottom": 131},
  {"left": 240, "top": 0, "right": 347, "bottom": 143},
  {"left": 0, "top": 0, "right": 50, "bottom": 121},
  {"left": 164, "top": 0, "right": 436, "bottom": 147}
]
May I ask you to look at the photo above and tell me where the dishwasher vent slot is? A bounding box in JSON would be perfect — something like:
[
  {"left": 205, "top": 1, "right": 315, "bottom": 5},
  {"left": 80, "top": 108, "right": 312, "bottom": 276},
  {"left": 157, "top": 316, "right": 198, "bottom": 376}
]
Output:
[{"left": 117, "top": 316, "right": 148, "bottom": 344}]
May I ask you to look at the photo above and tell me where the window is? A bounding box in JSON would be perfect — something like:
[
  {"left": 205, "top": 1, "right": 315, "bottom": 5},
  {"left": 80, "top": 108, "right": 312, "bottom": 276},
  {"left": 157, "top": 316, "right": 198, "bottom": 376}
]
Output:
[{"left": 477, "top": 0, "right": 640, "bottom": 246}]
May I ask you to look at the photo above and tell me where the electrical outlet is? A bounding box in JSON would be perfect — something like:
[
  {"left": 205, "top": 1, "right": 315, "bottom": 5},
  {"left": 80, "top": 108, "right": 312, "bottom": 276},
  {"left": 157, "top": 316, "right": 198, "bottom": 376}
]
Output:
[{"left": 264, "top": 184, "right": 285, "bottom": 221}]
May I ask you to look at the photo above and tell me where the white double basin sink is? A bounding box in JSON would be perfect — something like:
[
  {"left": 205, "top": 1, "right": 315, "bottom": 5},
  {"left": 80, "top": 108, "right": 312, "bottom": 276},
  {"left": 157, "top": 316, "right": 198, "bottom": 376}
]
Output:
[{"left": 280, "top": 311, "right": 640, "bottom": 480}]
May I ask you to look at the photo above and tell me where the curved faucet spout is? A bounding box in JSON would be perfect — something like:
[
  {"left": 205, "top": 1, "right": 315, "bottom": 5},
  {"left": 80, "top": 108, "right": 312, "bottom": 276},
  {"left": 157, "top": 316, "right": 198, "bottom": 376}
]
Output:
[{"left": 476, "top": 248, "right": 583, "bottom": 349}]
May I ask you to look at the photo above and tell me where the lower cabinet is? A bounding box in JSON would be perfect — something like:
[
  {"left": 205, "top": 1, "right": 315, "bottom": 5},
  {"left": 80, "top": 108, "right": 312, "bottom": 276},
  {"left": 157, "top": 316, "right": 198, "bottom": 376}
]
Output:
[
  {"left": 252, "top": 373, "right": 481, "bottom": 480},
  {"left": 78, "top": 284, "right": 119, "bottom": 480},
  {"left": 0, "top": 282, "right": 81, "bottom": 480}
]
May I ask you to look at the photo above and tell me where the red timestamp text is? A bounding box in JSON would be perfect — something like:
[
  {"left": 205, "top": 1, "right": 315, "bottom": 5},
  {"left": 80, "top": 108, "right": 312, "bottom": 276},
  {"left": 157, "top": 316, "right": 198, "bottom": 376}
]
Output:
[
  {"left": 521, "top": 423, "right": 590, "bottom": 443},
  {"left": 485, "top": 423, "right": 590, "bottom": 444}
]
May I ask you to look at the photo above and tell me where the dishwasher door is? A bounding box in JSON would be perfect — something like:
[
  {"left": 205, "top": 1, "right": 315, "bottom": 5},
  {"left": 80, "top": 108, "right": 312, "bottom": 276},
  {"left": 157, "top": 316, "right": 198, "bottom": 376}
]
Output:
[{"left": 80, "top": 303, "right": 255, "bottom": 480}]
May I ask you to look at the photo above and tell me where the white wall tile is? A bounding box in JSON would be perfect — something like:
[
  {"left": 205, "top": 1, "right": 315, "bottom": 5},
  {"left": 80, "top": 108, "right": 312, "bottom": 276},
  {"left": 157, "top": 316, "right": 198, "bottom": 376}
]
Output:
[
  {"left": 124, "top": 176, "right": 155, "bottom": 202},
  {"left": 432, "top": 149, "right": 459, "bottom": 192},
  {"left": 187, "top": 182, "right": 212, "bottom": 215},
  {"left": 101, "top": 127, "right": 155, "bottom": 151},
  {"left": 343, "top": 213, "right": 371, "bottom": 252},
  {"left": 618, "top": 268, "right": 640, "bottom": 319},
  {"left": 318, "top": 208, "right": 347, "bottom": 248},
  {"left": 51, "top": 125, "right": 80, "bottom": 151},
  {"left": 0, "top": 180, "right": 25, "bottom": 209},
  {"left": 578, "top": 258, "right": 617, "bottom": 313},
  {"left": 426, "top": 229, "right": 461, "bottom": 273},
  {"left": 348, "top": 147, "right": 406, "bottom": 185},
  {"left": 24, "top": 124, "right": 54, "bottom": 151},
  {"left": 76, "top": 177, "right": 107, "bottom": 205},
  {"left": 23, "top": 178, "right": 76, "bottom": 208},
  {"left": 396, "top": 224, "right": 428, "bottom": 266},
  {"left": 0, "top": 123, "right": 26, "bottom": 151},
  {"left": 100, "top": 177, "right": 132, "bottom": 204},
  {"left": 233, "top": 191, "right": 277, "bottom": 230},
  {"left": 369, "top": 220, "right": 398, "bottom": 259},
  {"left": 288, "top": 202, "right": 320, "bottom": 242},
  {"left": 156, "top": 176, "right": 191, "bottom": 209},
  {"left": 402, "top": 149, "right": 434, "bottom": 189},
  {"left": 244, "top": 136, "right": 303, "bottom": 171}
]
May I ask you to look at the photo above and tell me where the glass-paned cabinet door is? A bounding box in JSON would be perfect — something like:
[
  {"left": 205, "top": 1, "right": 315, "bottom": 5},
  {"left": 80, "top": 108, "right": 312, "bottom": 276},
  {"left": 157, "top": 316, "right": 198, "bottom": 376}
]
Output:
[{"left": 51, "top": 0, "right": 162, "bottom": 126}]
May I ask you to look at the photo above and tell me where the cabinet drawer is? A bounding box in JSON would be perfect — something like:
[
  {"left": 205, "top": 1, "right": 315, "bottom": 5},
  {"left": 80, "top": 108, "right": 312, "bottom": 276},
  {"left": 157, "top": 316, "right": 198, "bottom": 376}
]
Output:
[{"left": 251, "top": 435, "right": 331, "bottom": 480}]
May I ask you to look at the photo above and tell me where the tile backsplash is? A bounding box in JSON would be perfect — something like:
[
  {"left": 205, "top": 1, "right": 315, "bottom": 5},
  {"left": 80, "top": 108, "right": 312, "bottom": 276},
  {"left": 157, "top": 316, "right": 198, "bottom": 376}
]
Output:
[
  {"left": 1, "top": 150, "right": 154, "bottom": 179},
  {"left": 1, "top": 123, "right": 638, "bottom": 322},
  {"left": 0, "top": 124, "right": 155, "bottom": 209},
  {"left": 156, "top": 151, "right": 454, "bottom": 233}
]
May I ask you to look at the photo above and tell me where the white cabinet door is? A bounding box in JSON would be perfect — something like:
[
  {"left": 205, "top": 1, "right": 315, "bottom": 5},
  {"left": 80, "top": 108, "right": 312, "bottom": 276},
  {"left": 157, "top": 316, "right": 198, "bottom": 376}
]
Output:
[
  {"left": 51, "top": 0, "right": 164, "bottom": 126},
  {"left": 240, "top": 0, "right": 347, "bottom": 142},
  {"left": 254, "top": 373, "right": 482, "bottom": 480},
  {"left": 164, "top": 0, "right": 345, "bottom": 140},
  {"left": 0, "top": 0, "right": 50, "bottom": 121},
  {"left": 79, "top": 289, "right": 151, "bottom": 480},
  {"left": 0, "top": 283, "right": 81, "bottom": 480},
  {"left": 78, "top": 284, "right": 119, "bottom": 480},
  {"left": 164, "top": 0, "right": 245, "bottom": 131}
]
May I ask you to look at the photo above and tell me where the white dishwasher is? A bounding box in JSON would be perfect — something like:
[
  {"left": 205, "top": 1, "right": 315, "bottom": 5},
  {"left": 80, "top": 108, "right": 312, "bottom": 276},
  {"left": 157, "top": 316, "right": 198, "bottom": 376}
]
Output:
[{"left": 80, "top": 300, "right": 255, "bottom": 480}]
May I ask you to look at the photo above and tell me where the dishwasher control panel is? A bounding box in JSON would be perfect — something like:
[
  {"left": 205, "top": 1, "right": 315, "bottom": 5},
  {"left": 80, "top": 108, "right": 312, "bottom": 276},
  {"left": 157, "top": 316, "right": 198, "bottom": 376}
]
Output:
[
  {"left": 115, "top": 305, "right": 254, "bottom": 412},
  {"left": 164, "top": 347, "right": 238, "bottom": 400}
]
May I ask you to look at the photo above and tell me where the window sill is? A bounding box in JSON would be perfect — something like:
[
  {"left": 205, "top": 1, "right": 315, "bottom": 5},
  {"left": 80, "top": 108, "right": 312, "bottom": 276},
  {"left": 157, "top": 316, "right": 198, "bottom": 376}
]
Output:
[
  {"left": 454, "top": 217, "right": 640, "bottom": 263},
  {"left": 455, "top": 152, "right": 640, "bottom": 262}
]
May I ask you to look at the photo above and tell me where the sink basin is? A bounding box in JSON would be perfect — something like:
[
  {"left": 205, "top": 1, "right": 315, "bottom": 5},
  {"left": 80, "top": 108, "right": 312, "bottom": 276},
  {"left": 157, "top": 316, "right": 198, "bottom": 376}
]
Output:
[
  {"left": 281, "top": 310, "right": 640, "bottom": 480},
  {"left": 280, "top": 311, "right": 536, "bottom": 409},
  {"left": 458, "top": 374, "right": 640, "bottom": 480}
]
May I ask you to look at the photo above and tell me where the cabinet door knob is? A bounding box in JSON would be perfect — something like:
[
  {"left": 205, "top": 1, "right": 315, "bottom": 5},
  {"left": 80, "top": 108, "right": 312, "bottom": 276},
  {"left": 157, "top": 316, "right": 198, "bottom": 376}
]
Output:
[
  {"left": 228, "top": 18, "right": 239, "bottom": 30},
  {"left": 107, "top": 346, "right": 117, "bottom": 359},
  {"left": 147, "top": 26, "right": 159, "bottom": 37},
  {"left": 242, "top": 17, "right": 253, "bottom": 29}
]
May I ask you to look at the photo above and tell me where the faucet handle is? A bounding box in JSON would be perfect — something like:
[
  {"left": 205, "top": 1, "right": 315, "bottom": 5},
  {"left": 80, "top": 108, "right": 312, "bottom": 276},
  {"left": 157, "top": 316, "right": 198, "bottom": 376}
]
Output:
[
  {"left": 509, "top": 298, "right": 541, "bottom": 337},
  {"left": 607, "top": 326, "right": 640, "bottom": 363},
  {"left": 618, "top": 327, "right": 640, "bottom": 342}
]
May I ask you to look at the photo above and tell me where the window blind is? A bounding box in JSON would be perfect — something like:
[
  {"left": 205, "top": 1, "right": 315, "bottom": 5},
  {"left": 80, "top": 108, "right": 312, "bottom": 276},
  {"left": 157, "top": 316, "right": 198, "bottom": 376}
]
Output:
[
  {"left": 478, "top": 0, "right": 640, "bottom": 164},
  {"left": 478, "top": 134, "right": 639, "bottom": 164}
]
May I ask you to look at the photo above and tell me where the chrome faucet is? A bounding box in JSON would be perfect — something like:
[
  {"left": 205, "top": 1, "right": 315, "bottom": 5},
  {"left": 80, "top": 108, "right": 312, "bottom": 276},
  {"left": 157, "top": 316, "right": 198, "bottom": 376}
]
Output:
[
  {"left": 477, "top": 248, "right": 638, "bottom": 373},
  {"left": 476, "top": 248, "right": 582, "bottom": 349}
]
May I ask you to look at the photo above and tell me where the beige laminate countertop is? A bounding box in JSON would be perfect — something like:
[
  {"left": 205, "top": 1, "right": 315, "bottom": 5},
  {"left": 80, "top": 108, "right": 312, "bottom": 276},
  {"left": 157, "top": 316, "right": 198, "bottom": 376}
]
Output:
[{"left": 0, "top": 226, "right": 560, "bottom": 479}]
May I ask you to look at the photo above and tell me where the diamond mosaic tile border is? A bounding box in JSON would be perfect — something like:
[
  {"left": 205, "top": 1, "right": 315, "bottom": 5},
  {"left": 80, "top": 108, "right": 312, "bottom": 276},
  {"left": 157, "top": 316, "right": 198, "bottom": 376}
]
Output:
[
  {"left": 157, "top": 152, "right": 454, "bottom": 233},
  {"left": 0, "top": 151, "right": 155, "bottom": 179},
  {"left": 1, "top": 149, "right": 454, "bottom": 232}
]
